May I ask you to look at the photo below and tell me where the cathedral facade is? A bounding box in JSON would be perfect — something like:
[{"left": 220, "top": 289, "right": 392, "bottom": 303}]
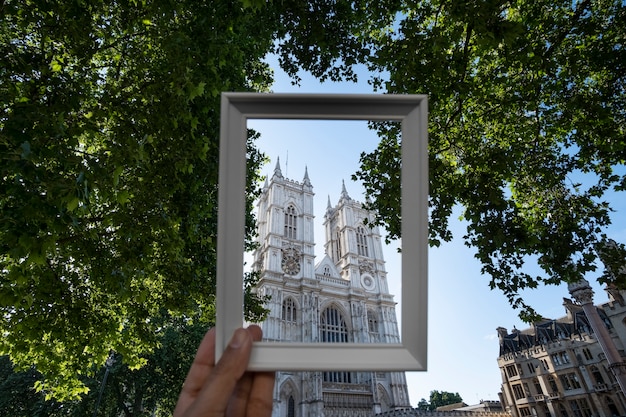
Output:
[{"left": 251, "top": 160, "right": 411, "bottom": 417}]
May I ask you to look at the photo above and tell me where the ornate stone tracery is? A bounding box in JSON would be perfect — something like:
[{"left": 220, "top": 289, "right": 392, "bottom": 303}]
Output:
[{"left": 251, "top": 162, "right": 410, "bottom": 417}]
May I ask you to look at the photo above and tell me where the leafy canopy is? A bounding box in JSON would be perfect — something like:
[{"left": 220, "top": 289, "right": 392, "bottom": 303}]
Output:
[
  {"left": 0, "top": 0, "right": 274, "bottom": 400},
  {"left": 2, "top": 0, "right": 625, "bottom": 403},
  {"left": 417, "top": 390, "right": 464, "bottom": 411},
  {"left": 348, "top": 0, "right": 626, "bottom": 321},
  {"left": 279, "top": 0, "right": 626, "bottom": 320}
]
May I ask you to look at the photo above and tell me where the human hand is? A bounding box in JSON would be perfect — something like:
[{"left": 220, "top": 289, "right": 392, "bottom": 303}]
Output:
[{"left": 174, "top": 325, "right": 275, "bottom": 417}]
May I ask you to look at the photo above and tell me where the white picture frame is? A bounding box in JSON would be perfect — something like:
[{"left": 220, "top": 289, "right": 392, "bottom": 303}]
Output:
[{"left": 216, "top": 93, "right": 428, "bottom": 371}]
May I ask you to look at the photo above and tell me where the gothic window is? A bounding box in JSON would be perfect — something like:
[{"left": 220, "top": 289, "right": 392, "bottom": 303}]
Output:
[
  {"left": 533, "top": 378, "right": 543, "bottom": 395},
  {"left": 591, "top": 365, "right": 605, "bottom": 384},
  {"left": 607, "top": 398, "right": 619, "bottom": 416},
  {"left": 282, "top": 298, "right": 297, "bottom": 323},
  {"left": 569, "top": 398, "right": 592, "bottom": 417},
  {"left": 512, "top": 383, "right": 525, "bottom": 400},
  {"left": 324, "top": 371, "right": 352, "bottom": 383},
  {"left": 334, "top": 229, "right": 342, "bottom": 260},
  {"left": 320, "top": 306, "right": 352, "bottom": 383},
  {"left": 560, "top": 372, "right": 581, "bottom": 390},
  {"left": 367, "top": 309, "right": 379, "bottom": 342},
  {"left": 320, "top": 306, "right": 348, "bottom": 343},
  {"left": 287, "top": 395, "right": 295, "bottom": 417},
  {"left": 548, "top": 376, "right": 558, "bottom": 393},
  {"left": 323, "top": 266, "right": 331, "bottom": 276},
  {"left": 356, "top": 226, "right": 369, "bottom": 257},
  {"left": 284, "top": 205, "right": 297, "bottom": 239}
]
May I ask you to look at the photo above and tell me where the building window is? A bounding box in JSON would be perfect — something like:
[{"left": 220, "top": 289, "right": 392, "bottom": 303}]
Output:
[
  {"left": 512, "top": 383, "right": 525, "bottom": 400},
  {"left": 559, "top": 403, "right": 569, "bottom": 417},
  {"left": 519, "top": 407, "right": 532, "bottom": 417},
  {"left": 334, "top": 229, "right": 342, "bottom": 260},
  {"left": 287, "top": 395, "right": 295, "bottom": 417},
  {"left": 367, "top": 309, "right": 379, "bottom": 342},
  {"left": 282, "top": 298, "right": 297, "bottom": 323},
  {"left": 320, "top": 306, "right": 349, "bottom": 343},
  {"left": 551, "top": 351, "right": 570, "bottom": 366},
  {"left": 607, "top": 398, "right": 619, "bottom": 416},
  {"left": 560, "top": 372, "right": 582, "bottom": 390},
  {"left": 323, "top": 266, "right": 331, "bottom": 276},
  {"left": 356, "top": 226, "right": 369, "bottom": 257},
  {"left": 569, "top": 398, "right": 592, "bottom": 417},
  {"left": 548, "top": 376, "right": 559, "bottom": 394},
  {"left": 320, "top": 307, "right": 351, "bottom": 383},
  {"left": 533, "top": 378, "right": 543, "bottom": 395},
  {"left": 527, "top": 363, "right": 535, "bottom": 374},
  {"left": 323, "top": 371, "right": 352, "bottom": 383},
  {"left": 578, "top": 398, "right": 592, "bottom": 417},
  {"left": 591, "top": 365, "right": 605, "bottom": 384},
  {"left": 284, "top": 205, "right": 297, "bottom": 239},
  {"left": 542, "top": 359, "right": 550, "bottom": 371},
  {"left": 506, "top": 365, "right": 518, "bottom": 378},
  {"left": 582, "top": 348, "right": 593, "bottom": 361}
]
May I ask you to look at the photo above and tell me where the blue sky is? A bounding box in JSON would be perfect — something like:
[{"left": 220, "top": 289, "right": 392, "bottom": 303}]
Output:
[{"left": 247, "top": 57, "right": 626, "bottom": 406}]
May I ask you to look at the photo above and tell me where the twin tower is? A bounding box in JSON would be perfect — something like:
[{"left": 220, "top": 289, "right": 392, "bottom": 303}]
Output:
[{"left": 251, "top": 159, "right": 410, "bottom": 417}]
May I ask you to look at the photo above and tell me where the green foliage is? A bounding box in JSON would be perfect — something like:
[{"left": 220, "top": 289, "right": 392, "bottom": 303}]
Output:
[
  {"left": 0, "top": 317, "right": 212, "bottom": 416},
  {"left": 416, "top": 390, "right": 463, "bottom": 411},
  {"left": 0, "top": 356, "right": 65, "bottom": 417},
  {"left": 351, "top": 0, "right": 626, "bottom": 321},
  {"left": 0, "top": 0, "right": 275, "bottom": 400},
  {"left": 429, "top": 390, "right": 464, "bottom": 410},
  {"left": 416, "top": 398, "right": 430, "bottom": 411},
  {"left": 2, "top": 0, "right": 625, "bottom": 404}
]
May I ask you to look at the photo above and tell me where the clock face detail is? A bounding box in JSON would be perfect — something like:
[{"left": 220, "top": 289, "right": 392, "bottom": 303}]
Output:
[
  {"left": 361, "top": 274, "right": 375, "bottom": 291},
  {"left": 281, "top": 248, "right": 301, "bottom": 275}
]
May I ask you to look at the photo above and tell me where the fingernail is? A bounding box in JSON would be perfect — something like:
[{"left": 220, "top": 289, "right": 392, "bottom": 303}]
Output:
[{"left": 229, "top": 328, "right": 247, "bottom": 349}]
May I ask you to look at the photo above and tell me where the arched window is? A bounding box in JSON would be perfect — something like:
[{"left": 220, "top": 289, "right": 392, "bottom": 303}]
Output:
[
  {"left": 320, "top": 307, "right": 348, "bottom": 343},
  {"left": 334, "top": 229, "right": 342, "bottom": 260},
  {"left": 287, "top": 395, "right": 295, "bottom": 417},
  {"left": 591, "top": 365, "right": 605, "bottom": 384},
  {"left": 323, "top": 266, "right": 331, "bottom": 276},
  {"left": 284, "top": 205, "right": 297, "bottom": 239},
  {"left": 282, "top": 298, "right": 297, "bottom": 323},
  {"left": 368, "top": 312, "right": 377, "bottom": 331},
  {"left": 367, "top": 309, "right": 379, "bottom": 341},
  {"left": 356, "top": 226, "right": 369, "bottom": 257},
  {"left": 607, "top": 397, "right": 619, "bottom": 416},
  {"left": 320, "top": 306, "right": 351, "bottom": 383}
]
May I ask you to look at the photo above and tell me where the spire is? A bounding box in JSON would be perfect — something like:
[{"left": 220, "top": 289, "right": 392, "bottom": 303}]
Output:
[
  {"left": 272, "top": 156, "right": 283, "bottom": 179},
  {"left": 303, "top": 166, "right": 311, "bottom": 187},
  {"left": 327, "top": 195, "right": 332, "bottom": 210},
  {"left": 340, "top": 179, "right": 351, "bottom": 201}
]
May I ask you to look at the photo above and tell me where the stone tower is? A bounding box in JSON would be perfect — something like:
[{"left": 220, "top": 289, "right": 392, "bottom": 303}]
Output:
[{"left": 252, "top": 159, "right": 410, "bottom": 417}]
